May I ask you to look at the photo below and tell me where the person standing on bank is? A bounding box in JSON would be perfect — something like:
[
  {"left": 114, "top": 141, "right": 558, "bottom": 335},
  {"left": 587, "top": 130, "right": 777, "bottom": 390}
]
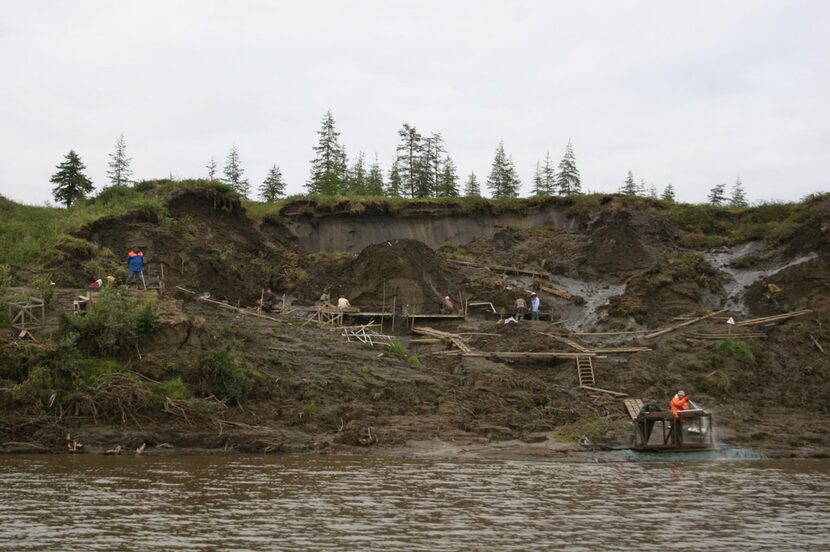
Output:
[
  {"left": 530, "top": 292, "right": 541, "bottom": 321},
  {"left": 126, "top": 247, "right": 144, "bottom": 287},
  {"left": 514, "top": 296, "right": 527, "bottom": 321}
]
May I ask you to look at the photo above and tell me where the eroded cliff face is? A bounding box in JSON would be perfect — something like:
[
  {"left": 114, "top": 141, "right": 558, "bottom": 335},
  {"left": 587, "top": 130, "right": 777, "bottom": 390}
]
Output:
[{"left": 279, "top": 207, "right": 578, "bottom": 253}]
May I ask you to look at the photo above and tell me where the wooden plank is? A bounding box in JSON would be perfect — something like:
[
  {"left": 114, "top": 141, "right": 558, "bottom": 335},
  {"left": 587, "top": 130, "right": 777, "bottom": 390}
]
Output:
[
  {"left": 408, "top": 313, "right": 466, "bottom": 319},
  {"left": 433, "top": 351, "right": 594, "bottom": 359},
  {"left": 735, "top": 309, "right": 812, "bottom": 327},
  {"left": 623, "top": 398, "right": 645, "bottom": 420},
  {"left": 539, "top": 285, "right": 572, "bottom": 300},
  {"left": 544, "top": 333, "right": 591, "bottom": 353},
  {"left": 587, "top": 347, "right": 652, "bottom": 353},
  {"left": 447, "top": 259, "right": 553, "bottom": 279},
  {"left": 573, "top": 330, "right": 647, "bottom": 336},
  {"left": 580, "top": 385, "right": 628, "bottom": 397},
  {"left": 643, "top": 310, "right": 726, "bottom": 339}
]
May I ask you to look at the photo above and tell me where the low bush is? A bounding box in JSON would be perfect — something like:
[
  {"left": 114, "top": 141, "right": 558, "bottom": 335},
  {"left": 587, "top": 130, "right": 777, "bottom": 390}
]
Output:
[
  {"left": 60, "top": 286, "right": 157, "bottom": 356},
  {"left": 199, "top": 348, "right": 254, "bottom": 405},
  {"left": 715, "top": 339, "right": 755, "bottom": 365}
]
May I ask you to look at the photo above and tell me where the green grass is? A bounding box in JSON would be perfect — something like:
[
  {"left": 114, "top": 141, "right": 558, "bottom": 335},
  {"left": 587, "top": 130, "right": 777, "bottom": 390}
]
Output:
[
  {"left": 715, "top": 339, "right": 755, "bottom": 365},
  {"left": 0, "top": 179, "right": 238, "bottom": 269}
]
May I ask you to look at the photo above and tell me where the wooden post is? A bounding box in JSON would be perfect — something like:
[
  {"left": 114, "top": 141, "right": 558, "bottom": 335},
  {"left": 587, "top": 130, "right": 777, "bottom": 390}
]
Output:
[
  {"left": 282, "top": 293, "right": 286, "bottom": 313},
  {"left": 391, "top": 295, "right": 397, "bottom": 333},
  {"left": 160, "top": 263, "right": 165, "bottom": 292},
  {"left": 257, "top": 288, "right": 265, "bottom": 314},
  {"left": 381, "top": 280, "right": 386, "bottom": 333}
]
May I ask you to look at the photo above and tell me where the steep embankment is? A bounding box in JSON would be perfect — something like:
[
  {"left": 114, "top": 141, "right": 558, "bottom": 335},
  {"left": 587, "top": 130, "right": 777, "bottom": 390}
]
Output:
[
  {"left": 273, "top": 197, "right": 579, "bottom": 253},
  {"left": 1, "top": 187, "right": 829, "bottom": 458}
]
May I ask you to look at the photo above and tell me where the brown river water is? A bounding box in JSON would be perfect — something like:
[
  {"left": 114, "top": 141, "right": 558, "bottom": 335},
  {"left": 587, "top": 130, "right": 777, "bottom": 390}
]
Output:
[{"left": 0, "top": 454, "right": 828, "bottom": 551}]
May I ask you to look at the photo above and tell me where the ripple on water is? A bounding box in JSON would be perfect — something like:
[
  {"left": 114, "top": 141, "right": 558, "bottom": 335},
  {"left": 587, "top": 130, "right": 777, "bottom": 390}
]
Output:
[{"left": 0, "top": 455, "right": 828, "bottom": 551}]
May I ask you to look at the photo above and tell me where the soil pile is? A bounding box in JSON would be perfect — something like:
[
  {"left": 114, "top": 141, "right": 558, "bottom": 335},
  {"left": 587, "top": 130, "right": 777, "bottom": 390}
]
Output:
[
  {"left": 605, "top": 253, "right": 725, "bottom": 326},
  {"left": 744, "top": 255, "right": 830, "bottom": 317},
  {"left": 575, "top": 206, "right": 679, "bottom": 281},
  {"left": 319, "top": 239, "right": 455, "bottom": 311},
  {"left": 70, "top": 189, "right": 294, "bottom": 303}
]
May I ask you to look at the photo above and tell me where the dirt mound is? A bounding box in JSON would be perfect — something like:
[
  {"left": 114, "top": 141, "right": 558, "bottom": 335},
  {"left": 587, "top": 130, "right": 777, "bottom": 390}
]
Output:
[
  {"left": 744, "top": 254, "right": 830, "bottom": 317},
  {"left": 321, "top": 239, "right": 455, "bottom": 311},
  {"left": 605, "top": 253, "right": 725, "bottom": 326},
  {"left": 69, "top": 190, "right": 294, "bottom": 303},
  {"left": 575, "top": 207, "right": 678, "bottom": 281}
]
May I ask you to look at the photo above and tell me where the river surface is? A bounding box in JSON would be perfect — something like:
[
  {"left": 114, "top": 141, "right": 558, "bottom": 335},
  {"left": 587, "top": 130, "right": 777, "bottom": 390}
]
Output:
[{"left": 0, "top": 454, "right": 828, "bottom": 551}]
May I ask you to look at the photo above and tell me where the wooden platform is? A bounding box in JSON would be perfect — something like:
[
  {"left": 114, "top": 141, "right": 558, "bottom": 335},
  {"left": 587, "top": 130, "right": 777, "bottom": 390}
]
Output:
[
  {"left": 433, "top": 351, "right": 594, "bottom": 359},
  {"left": 623, "top": 398, "right": 645, "bottom": 420}
]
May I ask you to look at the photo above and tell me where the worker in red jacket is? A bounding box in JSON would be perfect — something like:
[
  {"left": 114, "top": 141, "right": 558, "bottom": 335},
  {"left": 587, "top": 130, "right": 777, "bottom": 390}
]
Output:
[
  {"left": 671, "top": 390, "right": 690, "bottom": 418},
  {"left": 670, "top": 390, "right": 690, "bottom": 445}
]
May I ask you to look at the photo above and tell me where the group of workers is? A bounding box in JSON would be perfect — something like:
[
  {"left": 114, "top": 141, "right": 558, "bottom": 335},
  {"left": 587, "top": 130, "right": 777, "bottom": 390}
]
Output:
[{"left": 513, "top": 292, "right": 541, "bottom": 321}]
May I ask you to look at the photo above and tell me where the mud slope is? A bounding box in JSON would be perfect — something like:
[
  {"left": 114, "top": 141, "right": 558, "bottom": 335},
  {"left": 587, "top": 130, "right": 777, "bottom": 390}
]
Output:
[
  {"left": 279, "top": 204, "right": 578, "bottom": 253},
  {"left": 73, "top": 189, "right": 293, "bottom": 303}
]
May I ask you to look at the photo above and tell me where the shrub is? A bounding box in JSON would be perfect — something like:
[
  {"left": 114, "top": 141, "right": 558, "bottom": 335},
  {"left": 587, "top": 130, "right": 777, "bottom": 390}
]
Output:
[
  {"left": 158, "top": 377, "right": 189, "bottom": 400},
  {"left": 60, "top": 286, "right": 157, "bottom": 356},
  {"left": 715, "top": 339, "right": 755, "bottom": 365},
  {"left": 199, "top": 348, "right": 254, "bottom": 405},
  {"left": 303, "top": 400, "right": 320, "bottom": 417},
  {"left": 388, "top": 341, "right": 407, "bottom": 358}
]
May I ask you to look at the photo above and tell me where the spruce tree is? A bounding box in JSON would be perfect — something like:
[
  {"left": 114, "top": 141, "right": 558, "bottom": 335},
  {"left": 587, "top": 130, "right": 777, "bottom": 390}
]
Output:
[
  {"left": 396, "top": 123, "right": 423, "bottom": 198},
  {"left": 346, "top": 151, "right": 368, "bottom": 195},
  {"left": 223, "top": 144, "right": 250, "bottom": 198},
  {"left": 50, "top": 150, "right": 94, "bottom": 207},
  {"left": 259, "top": 165, "right": 286, "bottom": 202},
  {"left": 365, "top": 154, "right": 385, "bottom": 196},
  {"left": 708, "top": 183, "right": 727, "bottom": 206},
  {"left": 637, "top": 179, "right": 648, "bottom": 196},
  {"left": 541, "top": 151, "right": 556, "bottom": 195},
  {"left": 386, "top": 160, "right": 403, "bottom": 197},
  {"left": 436, "top": 156, "right": 459, "bottom": 197},
  {"left": 206, "top": 157, "right": 218, "bottom": 180},
  {"left": 486, "top": 141, "right": 520, "bottom": 199},
  {"left": 421, "top": 132, "right": 445, "bottom": 197},
  {"left": 620, "top": 171, "right": 638, "bottom": 195},
  {"left": 106, "top": 133, "right": 133, "bottom": 187},
  {"left": 531, "top": 161, "right": 547, "bottom": 196},
  {"left": 464, "top": 172, "right": 481, "bottom": 197},
  {"left": 555, "top": 139, "right": 581, "bottom": 195},
  {"left": 661, "top": 184, "right": 676, "bottom": 202},
  {"left": 648, "top": 183, "right": 658, "bottom": 199},
  {"left": 729, "top": 177, "right": 748, "bottom": 208},
  {"left": 307, "top": 110, "right": 348, "bottom": 195}
]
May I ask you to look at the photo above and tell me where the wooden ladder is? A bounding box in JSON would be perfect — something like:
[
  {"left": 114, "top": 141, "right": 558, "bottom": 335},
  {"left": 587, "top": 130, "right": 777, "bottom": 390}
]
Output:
[{"left": 576, "top": 355, "right": 596, "bottom": 387}]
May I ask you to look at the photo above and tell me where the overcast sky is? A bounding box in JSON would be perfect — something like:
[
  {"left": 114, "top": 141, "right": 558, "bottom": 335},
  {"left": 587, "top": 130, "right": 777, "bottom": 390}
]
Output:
[{"left": 1, "top": 1, "right": 828, "bottom": 205}]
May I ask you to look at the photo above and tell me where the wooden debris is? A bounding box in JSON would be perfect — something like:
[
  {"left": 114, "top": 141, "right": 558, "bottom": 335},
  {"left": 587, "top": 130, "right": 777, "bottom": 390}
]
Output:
[
  {"left": 539, "top": 285, "right": 572, "bottom": 300},
  {"left": 580, "top": 385, "right": 628, "bottom": 397},
  {"left": 544, "top": 333, "right": 591, "bottom": 353},
  {"left": 136, "top": 443, "right": 146, "bottom": 456},
  {"left": 433, "top": 351, "right": 593, "bottom": 359},
  {"left": 343, "top": 324, "right": 394, "bottom": 347},
  {"left": 810, "top": 334, "right": 826, "bottom": 354},
  {"left": 573, "top": 330, "right": 647, "bottom": 336},
  {"left": 735, "top": 309, "right": 812, "bottom": 327},
  {"left": 447, "top": 259, "right": 552, "bottom": 279},
  {"left": 684, "top": 332, "right": 765, "bottom": 340},
  {"left": 176, "top": 286, "right": 292, "bottom": 325},
  {"left": 643, "top": 310, "right": 726, "bottom": 339},
  {"left": 413, "top": 326, "right": 473, "bottom": 353},
  {"left": 105, "top": 445, "right": 122, "bottom": 455},
  {"left": 467, "top": 301, "right": 497, "bottom": 313},
  {"left": 587, "top": 347, "right": 652, "bottom": 353}
]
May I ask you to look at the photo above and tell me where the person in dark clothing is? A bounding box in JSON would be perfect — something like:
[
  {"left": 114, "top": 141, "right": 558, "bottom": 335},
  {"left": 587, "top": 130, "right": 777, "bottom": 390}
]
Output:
[
  {"left": 126, "top": 248, "right": 144, "bottom": 286},
  {"left": 261, "top": 287, "right": 279, "bottom": 311}
]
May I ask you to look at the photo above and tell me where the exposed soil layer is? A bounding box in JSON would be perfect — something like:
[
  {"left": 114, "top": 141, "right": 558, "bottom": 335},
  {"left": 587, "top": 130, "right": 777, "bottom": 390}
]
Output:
[{"left": 3, "top": 190, "right": 830, "bottom": 459}]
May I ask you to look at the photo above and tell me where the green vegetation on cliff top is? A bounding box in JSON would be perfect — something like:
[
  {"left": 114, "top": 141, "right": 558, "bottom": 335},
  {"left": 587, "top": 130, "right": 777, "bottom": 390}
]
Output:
[{"left": 1, "top": 179, "right": 827, "bottom": 277}]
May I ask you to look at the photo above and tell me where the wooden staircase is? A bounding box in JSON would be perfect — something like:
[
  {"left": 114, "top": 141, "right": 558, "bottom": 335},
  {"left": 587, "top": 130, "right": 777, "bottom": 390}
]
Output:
[{"left": 575, "top": 355, "right": 596, "bottom": 387}]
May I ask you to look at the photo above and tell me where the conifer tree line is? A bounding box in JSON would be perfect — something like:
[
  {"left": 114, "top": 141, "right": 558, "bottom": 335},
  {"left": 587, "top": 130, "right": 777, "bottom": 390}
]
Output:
[{"left": 48, "top": 115, "right": 754, "bottom": 207}]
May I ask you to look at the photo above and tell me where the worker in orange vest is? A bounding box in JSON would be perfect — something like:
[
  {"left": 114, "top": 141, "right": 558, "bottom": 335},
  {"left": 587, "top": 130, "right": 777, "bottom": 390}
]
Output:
[
  {"left": 670, "top": 390, "right": 690, "bottom": 418},
  {"left": 670, "top": 390, "right": 690, "bottom": 445}
]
